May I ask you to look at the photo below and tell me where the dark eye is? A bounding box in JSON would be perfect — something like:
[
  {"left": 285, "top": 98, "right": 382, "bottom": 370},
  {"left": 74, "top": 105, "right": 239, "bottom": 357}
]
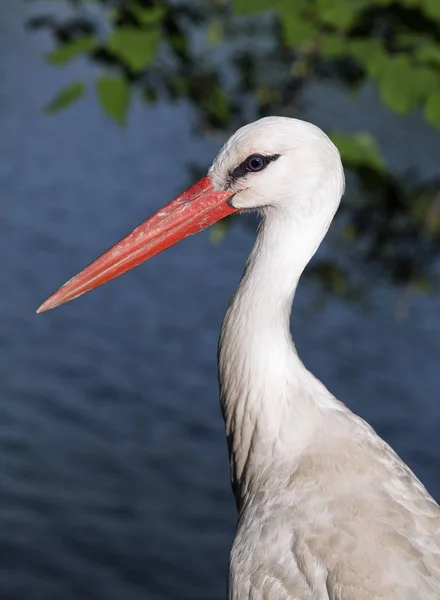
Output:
[
  {"left": 246, "top": 154, "right": 267, "bottom": 172},
  {"left": 227, "top": 153, "right": 279, "bottom": 187}
]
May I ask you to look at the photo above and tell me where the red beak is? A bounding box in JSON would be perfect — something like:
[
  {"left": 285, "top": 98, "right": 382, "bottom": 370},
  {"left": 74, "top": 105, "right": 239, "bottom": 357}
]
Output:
[{"left": 37, "top": 175, "right": 236, "bottom": 313}]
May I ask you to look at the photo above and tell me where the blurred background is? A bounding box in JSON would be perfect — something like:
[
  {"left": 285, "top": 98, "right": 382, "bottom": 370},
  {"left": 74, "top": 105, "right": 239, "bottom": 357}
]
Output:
[{"left": 1, "top": 0, "right": 440, "bottom": 598}]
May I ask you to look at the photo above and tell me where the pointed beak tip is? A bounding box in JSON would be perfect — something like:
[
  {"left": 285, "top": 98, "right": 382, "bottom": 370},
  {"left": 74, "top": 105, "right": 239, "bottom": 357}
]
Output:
[
  {"left": 36, "top": 297, "right": 57, "bottom": 314},
  {"left": 36, "top": 302, "right": 48, "bottom": 314}
]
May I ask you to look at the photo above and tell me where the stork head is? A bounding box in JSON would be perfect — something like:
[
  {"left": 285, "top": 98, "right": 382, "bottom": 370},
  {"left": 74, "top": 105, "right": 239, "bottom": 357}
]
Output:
[
  {"left": 210, "top": 116, "right": 344, "bottom": 216},
  {"left": 37, "top": 117, "right": 344, "bottom": 313}
]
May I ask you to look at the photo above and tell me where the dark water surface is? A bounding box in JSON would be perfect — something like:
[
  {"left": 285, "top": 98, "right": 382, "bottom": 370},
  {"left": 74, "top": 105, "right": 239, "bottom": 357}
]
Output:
[{"left": 1, "top": 3, "right": 440, "bottom": 599}]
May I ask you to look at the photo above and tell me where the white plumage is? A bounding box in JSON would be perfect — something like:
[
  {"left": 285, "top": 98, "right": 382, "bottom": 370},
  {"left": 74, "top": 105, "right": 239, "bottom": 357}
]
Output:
[{"left": 213, "top": 118, "right": 440, "bottom": 599}]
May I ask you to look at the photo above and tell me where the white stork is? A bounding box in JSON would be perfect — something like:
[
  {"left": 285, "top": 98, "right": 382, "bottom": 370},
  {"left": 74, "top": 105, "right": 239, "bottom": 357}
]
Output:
[{"left": 38, "top": 117, "right": 440, "bottom": 599}]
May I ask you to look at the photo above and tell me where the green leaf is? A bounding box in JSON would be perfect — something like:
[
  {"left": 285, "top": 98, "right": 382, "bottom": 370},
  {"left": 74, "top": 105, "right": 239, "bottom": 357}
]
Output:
[
  {"left": 45, "top": 81, "right": 84, "bottom": 113},
  {"left": 417, "top": 44, "right": 440, "bottom": 67},
  {"left": 321, "top": 35, "right": 386, "bottom": 65},
  {"left": 320, "top": 34, "right": 347, "bottom": 58},
  {"left": 425, "top": 90, "right": 440, "bottom": 129},
  {"left": 96, "top": 75, "right": 131, "bottom": 125},
  {"left": 282, "top": 16, "right": 316, "bottom": 46},
  {"left": 422, "top": 0, "right": 440, "bottom": 19},
  {"left": 128, "top": 4, "right": 166, "bottom": 25},
  {"left": 330, "top": 131, "right": 386, "bottom": 171},
  {"left": 412, "top": 66, "right": 440, "bottom": 96},
  {"left": 375, "top": 56, "right": 439, "bottom": 114},
  {"left": 319, "top": 0, "right": 371, "bottom": 30},
  {"left": 348, "top": 39, "right": 386, "bottom": 75},
  {"left": 107, "top": 27, "right": 160, "bottom": 72},
  {"left": 45, "top": 36, "right": 96, "bottom": 66}
]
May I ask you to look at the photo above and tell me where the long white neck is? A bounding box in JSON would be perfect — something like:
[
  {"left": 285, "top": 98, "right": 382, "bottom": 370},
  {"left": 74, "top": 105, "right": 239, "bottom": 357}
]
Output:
[{"left": 218, "top": 206, "right": 338, "bottom": 509}]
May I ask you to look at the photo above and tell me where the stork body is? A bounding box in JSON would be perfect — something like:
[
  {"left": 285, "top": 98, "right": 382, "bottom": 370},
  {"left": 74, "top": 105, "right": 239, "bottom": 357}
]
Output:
[{"left": 38, "top": 117, "right": 440, "bottom": 599}]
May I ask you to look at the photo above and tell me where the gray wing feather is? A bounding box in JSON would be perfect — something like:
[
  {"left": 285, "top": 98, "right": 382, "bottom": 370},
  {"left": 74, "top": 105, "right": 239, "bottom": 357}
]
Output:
[{"left": 229, "top": 413, "right": 440, "bottom": 600}]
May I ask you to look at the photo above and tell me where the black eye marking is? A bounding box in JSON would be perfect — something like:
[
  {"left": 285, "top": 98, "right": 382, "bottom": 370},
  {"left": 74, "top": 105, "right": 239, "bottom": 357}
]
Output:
[{"left": 227, "top": 153, "right": 280, "bottom": 187}]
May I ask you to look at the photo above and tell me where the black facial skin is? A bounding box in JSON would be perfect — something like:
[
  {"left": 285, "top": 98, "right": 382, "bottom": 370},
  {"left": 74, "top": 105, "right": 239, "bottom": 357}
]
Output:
[{"left": 226, "top": 153, "right": 280, "bottom": 188}]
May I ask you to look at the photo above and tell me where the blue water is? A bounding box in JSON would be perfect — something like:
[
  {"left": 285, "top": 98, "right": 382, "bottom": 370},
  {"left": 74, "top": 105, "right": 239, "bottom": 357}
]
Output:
[{"left": 1, "top": 3, "right": 439, "bottom": 599}]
